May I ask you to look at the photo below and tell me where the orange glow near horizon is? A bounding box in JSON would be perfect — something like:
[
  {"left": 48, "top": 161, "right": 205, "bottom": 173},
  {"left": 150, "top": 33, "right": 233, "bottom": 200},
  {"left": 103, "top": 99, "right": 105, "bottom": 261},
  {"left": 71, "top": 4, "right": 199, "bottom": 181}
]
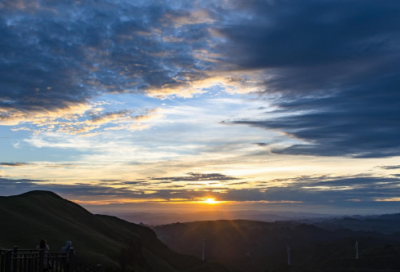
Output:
[{"left": 71, "top": 197, "right": 229, "bottom": 206}]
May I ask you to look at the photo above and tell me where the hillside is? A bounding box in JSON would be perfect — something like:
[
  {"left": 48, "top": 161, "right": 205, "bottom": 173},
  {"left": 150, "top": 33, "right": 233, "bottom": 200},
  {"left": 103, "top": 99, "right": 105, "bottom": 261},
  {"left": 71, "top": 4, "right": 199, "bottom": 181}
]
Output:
[
  {"left": 310, "top": 214, "right": 400, "bottom": 234},
  {"left": 0, "top": 191, "right": 232, "bottom": 272},
  {"left": 153, "top": 220, "right": 400, "bottom": 272}
]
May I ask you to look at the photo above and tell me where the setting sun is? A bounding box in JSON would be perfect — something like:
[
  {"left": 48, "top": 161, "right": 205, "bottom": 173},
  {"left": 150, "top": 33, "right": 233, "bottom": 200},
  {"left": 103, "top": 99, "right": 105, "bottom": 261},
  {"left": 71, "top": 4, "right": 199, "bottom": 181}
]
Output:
[{"left": 204, "top": 198, "right": 219, "bottom": 204}]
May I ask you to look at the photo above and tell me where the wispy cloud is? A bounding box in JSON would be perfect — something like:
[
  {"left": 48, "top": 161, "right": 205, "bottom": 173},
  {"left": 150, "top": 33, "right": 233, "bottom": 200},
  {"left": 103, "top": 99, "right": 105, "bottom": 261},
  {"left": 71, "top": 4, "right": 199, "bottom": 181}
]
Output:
[
  {"left": 0, "top": 162, "right": 31, "bottom": 167},
  {"left": 151, "top": 172, "right": 240, "bottom": 182},
  {"left": 379, "top": 165, "right": 400, "bottom": 170}
]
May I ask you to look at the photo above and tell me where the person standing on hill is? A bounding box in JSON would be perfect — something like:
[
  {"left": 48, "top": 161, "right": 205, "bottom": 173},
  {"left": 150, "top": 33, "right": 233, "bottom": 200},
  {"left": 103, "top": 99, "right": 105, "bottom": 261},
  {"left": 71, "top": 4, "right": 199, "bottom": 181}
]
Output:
[
  {"left": 62, "top": 241, "right": 73, "bottom": 271},
  {"left": 36, "top": 239, "right": 50, "bottom": 271}
]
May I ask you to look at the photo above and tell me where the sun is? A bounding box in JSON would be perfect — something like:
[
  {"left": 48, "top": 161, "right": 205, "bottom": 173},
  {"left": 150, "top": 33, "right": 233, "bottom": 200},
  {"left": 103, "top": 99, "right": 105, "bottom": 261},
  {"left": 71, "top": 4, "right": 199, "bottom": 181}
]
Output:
[{"left": 204, "top": 198, "right": 218, "bottom": 204}]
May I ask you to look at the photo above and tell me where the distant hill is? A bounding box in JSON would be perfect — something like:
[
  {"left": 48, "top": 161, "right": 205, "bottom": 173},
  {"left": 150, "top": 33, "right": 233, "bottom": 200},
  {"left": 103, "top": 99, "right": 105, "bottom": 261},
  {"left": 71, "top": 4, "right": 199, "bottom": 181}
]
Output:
[
  {"left": 107, "top": 210, "right": 327, "bottom": 226},
  {"left": 309, "top": 213, "right": 400, "bottom": 234},
  {"left": 0, "top": 191, "right": 233, "bottom": 272},
  {"left": 153, "top": 220, "right": 400, "bottom": 272}
]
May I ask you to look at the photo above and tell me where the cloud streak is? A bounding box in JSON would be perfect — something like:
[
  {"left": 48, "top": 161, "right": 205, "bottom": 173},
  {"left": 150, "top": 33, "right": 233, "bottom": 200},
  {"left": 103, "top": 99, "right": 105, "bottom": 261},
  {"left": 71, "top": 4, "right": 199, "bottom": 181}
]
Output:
[
  {"left": 0, "top": 162, "right": 31, "bottom": 167},
  {"left": 379, "top": 165, "right": 400, "bottom": 170},
  {"left": 151, "top": 172, "right": 240, "bottom": 182}
]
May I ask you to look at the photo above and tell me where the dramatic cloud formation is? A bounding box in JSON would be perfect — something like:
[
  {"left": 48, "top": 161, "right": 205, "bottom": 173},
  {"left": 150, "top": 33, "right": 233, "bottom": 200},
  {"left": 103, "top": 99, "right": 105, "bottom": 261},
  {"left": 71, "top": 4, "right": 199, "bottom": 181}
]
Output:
[
  {"left": 0, "top": 0, "right": 218, "bottom": 131},
  {"left": 1, "top": 0, "right": 400, "bottom": 213},
  {"left": 219, "top": 0, "right": 400, "bottom": 158},
  {"left": 2, "top": 0, "right": 399, "bottom": 155}
]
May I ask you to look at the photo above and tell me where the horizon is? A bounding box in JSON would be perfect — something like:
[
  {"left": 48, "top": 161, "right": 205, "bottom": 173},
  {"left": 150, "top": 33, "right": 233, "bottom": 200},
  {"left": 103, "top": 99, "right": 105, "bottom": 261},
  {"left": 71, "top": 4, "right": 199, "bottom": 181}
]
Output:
[
  {"left": 3, "top": 190, "right": 396, "bottom": 227},
  {"left": 1, "top": 0, "right": 400, "bottom": 215}
]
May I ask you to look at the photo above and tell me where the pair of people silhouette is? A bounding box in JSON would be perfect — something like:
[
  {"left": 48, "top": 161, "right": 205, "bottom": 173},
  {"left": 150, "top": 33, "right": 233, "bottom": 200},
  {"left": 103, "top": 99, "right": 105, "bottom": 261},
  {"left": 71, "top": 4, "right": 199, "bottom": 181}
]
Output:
[{"left": 36, "top": 239, "right": 73, "bottom": 271}]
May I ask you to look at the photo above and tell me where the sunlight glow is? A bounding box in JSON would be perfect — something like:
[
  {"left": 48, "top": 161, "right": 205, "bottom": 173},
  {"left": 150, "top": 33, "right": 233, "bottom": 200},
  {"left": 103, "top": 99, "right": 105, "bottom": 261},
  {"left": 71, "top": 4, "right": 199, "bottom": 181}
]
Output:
[{"left": 204, "top": 198, "right": 219, "bottom": 204}]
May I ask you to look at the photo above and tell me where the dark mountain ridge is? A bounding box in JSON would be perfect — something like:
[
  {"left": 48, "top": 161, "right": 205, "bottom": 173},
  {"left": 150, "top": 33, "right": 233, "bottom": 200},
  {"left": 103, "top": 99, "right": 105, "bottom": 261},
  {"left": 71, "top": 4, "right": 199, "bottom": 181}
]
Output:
[
  {"left": 154, "top": 220, "right": 400, "bottom": 272},
  {"left": 0, "top": 191, "right": 232, "bottom": 272},
  {"left": 295, "top": 212, "right": 400, "bottom": 235}
]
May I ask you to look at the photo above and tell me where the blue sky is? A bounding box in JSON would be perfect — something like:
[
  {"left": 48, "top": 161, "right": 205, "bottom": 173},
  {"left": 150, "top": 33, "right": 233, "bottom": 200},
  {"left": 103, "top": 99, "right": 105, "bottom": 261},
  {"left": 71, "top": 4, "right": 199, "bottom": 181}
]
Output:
[{"left": 1, "top": 0, "right": 400, "bottom": 214}]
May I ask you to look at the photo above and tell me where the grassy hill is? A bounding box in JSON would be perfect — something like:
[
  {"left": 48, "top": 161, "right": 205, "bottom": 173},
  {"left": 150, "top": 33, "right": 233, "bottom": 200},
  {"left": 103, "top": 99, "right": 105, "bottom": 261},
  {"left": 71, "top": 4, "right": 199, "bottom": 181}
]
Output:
[{"left": 0, "top": 191, "right": 233, "bottom": 272}]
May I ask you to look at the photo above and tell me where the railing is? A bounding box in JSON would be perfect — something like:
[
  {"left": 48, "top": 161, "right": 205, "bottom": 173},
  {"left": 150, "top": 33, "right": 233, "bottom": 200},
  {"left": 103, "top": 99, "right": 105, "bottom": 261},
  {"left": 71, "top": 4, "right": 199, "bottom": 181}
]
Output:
[{"left": 0, "top": 247, "right": 101, "bottom": 272}]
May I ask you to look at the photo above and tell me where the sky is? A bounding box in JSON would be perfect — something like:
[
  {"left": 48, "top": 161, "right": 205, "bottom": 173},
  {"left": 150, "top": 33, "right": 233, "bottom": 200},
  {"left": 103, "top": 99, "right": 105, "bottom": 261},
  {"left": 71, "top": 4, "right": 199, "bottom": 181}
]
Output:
[{"left": 1, "top": 0, "right": 400, "bottom": 215}]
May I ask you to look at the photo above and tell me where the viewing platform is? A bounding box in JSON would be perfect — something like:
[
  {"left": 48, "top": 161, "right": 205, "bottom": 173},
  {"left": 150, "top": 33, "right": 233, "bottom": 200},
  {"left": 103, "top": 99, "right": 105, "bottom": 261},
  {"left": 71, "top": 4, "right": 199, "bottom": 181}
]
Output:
[{"left": 0, "top": 247, "right": 101, "bottom": 272}]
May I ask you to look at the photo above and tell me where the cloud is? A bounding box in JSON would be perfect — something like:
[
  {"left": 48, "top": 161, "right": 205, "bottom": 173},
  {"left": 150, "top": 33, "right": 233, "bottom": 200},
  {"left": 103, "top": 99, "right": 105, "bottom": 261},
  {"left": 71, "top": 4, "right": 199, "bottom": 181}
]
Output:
[
  {"left": 0, "top": 178, "right": 46, "bottom": 185},
  {"left": 0, "top": 162, "right": 31, "bottom": 167},
  {"left": 216, "top": 0, "right": 400, "bottom": 158},
  {"left": 0, "top": 0, "right": 273, "bottom": 132},
  {"left": 11, "top": 127, "right": 31, "bottom": 131},
  {"left": 5, "top": 0, "right": 397, "bottom": 159},
  {"left": 162, "top": 8, "right": 216, "bottom": 27},
  {"left": 375, "top": 197, "right": 400, "bottom": 202},
  {"left": 2, "top": 0, "right": 400, "bottom": 159},
  {"left": 0, "top": 0, "right": 219, "bottom": 129},
  {"left": 1, "top": 173, "right": 400, "bottom": 210},
  {"left": 379, "top": 165, "right": 400, "bottom": 170},
  {"left": 44, "top": 164, "right": 76, "bottom": 168},
  {"left": 151, "top": 172, "right": 240, "bottom": 182},
  {"left": 253, "top": 143, "right": 267, "bottom": 147},
  {"left": 0, "top": 162, "right": 77, "bottom": 169},
  {"left": 89, "top": 110, "right": 133, "bottom": 125},
  {"left": 121, "top": 181, "right": 147, "bottom": 185},
  {"left": 229, "top": 182, "right": 248, "bottom": 186},
  {"left": 6, "top": 106, "right": 164, "bottom": 135}
]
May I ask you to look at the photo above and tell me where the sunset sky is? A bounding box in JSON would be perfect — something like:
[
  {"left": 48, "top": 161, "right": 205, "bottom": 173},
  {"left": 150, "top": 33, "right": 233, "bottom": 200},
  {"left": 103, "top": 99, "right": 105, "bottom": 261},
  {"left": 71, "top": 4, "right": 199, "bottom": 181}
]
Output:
[{"left": 1, "top": 0, "right": 400, "bottom": 214}]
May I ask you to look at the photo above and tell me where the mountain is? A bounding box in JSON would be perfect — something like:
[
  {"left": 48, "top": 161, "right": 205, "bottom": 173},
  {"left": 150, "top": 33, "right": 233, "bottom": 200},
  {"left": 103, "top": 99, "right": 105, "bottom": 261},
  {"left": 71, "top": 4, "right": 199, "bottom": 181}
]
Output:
[
  {"left": 153, "top": 220, "right": 400, "bottom": 272},
  {"left": 106, "top": 211, "right": 328, "bottom": 226},
  {"left": 0, "top": 191, "right": 233, "bottom": 272},
  {"left": 309, "top": 213, "right": 400, "bottom": 234}
]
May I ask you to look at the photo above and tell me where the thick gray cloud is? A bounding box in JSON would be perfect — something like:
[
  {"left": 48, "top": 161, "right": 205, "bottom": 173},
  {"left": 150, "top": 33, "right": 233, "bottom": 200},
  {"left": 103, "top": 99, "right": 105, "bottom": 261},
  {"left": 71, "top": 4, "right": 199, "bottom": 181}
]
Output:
[
  {"left": 0, "top": 0, "right": 214, "bottom": 124},
  {"left": 219, "top": 0, "right": 400, "bottom": 158}
]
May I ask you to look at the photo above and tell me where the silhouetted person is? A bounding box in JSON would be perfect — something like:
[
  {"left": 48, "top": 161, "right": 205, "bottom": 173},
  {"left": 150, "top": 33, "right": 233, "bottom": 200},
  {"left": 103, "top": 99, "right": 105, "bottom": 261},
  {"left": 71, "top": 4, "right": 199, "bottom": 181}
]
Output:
[
  {"left": 62, "top": 241, "right": 73, "bottom": 270},
  {"left": 36, "top": 239, "right": 50, "bottom": 271}
]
